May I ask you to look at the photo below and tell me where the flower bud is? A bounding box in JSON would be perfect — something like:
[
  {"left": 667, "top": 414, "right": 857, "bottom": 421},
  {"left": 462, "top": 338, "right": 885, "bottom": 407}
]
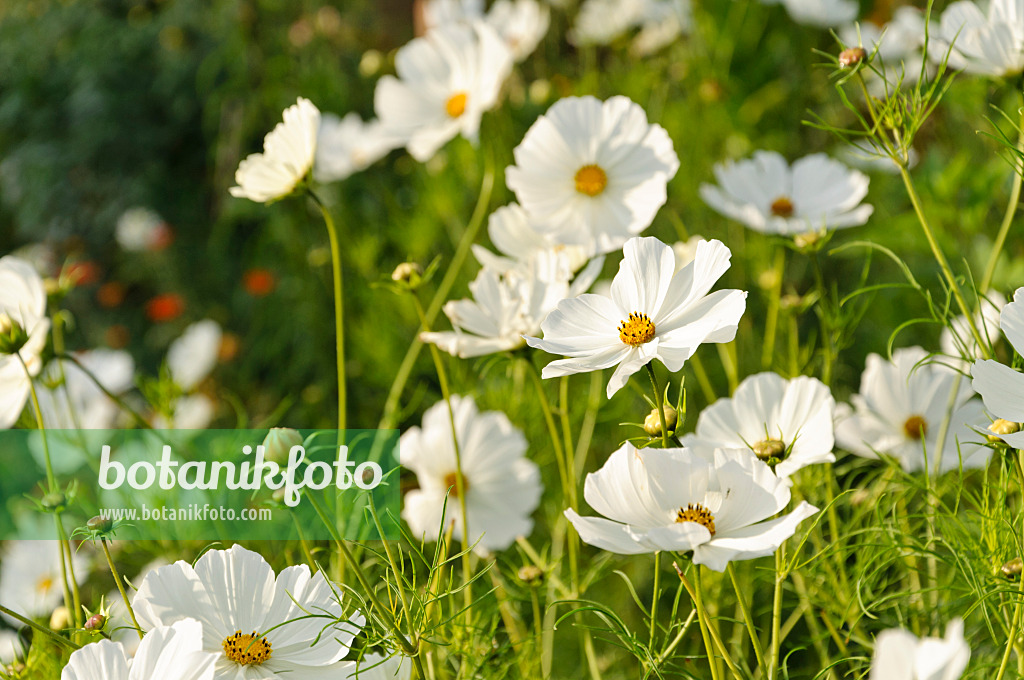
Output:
[
  {"left": 989, "top": 419, "right": 1022, "bottom": 439},
  {"left": 1002, "top": 557, "right": 1023, "bottom": 579},
  {"left": 0, "top": 314, "right": 29, "bottom": 355},
  {"left": 838, "top": 46, "right": 867, "bottom": 68},
  {"left": 49, "top": 606, "right": 70, "bottom": 631},
  {"left": 87, "top": 515, "right": 114, "bottom": 534},
  {"left": 42, "top": 491, "right": 67, "bottom": 511},
  {"left": 391, "top": 262, "right": 423, "bottom": 287},
  {"left": 752, "top": 438, "right": 786, "bottom": 462},
  {"left": 518, "top": 565, "right": 543, "bottom": 584},
  {"left": 84, "top": 613, "right": 106, "bottom": 631},
  {"left": 644, "top": 405, "right": 677, "bottom": 436},
  {"left": 263, "top": 428, "right": 303, "bottom": 465}
]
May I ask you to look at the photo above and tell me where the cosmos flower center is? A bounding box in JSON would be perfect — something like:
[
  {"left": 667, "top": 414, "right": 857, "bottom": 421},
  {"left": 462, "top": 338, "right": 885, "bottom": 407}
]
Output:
[
  {"left": 445, "top": 92, "right": 468, "bottom": 118},
  {"left": 444, "top": 471, "right": 469, "bottom": 497},
  {"left": 35, "top": 575, "right": 53, "bottom": 593},
  {"left": 752, "top": 438, "right": 786, "bottom": 462},
  {"left": 903, "top": 415, "right": 927, "bottom": 440},
  {"left": 574, "top": 164, "right": 608, "bottom": 196},
  {"left": 618, "top": 312, "right": 655, "bottom": 346},
  {"left": 675, "top": 503, "right": 716, "bottom": 536},
  {"left": 223, "top": 630, "right": 273, "bottom": 666},
  {"left": 770, "top": 196, "right": 795, "bottom": 217}
]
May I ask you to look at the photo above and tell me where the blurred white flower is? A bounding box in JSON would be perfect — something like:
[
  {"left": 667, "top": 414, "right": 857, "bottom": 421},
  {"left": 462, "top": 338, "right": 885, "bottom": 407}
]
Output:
[
  {"left": 941, "top": 294, "right": 1006, "bottom": 368},
  {"left": 61, "top": 619, "right": 217, "bottom": 680},
  {"left": 167, "top": 320, "right": 222, "bottom": 392},
  {"left": 571, "top": 0, "right": 690, "bottom": 55},
  {"left": 115, "top": 207, "right": 172, "bottom": 252},
  {"left": 566, "top": 443, "right": 818, "bottom": 570},
  {"left": 0, "top": 630, "right": 22, "bottom": 665},
  {"left": 972, "top": 287, "right": 1024, "bottom": 449},
  {"left": 671, "top": 235, "right": 704, "bottom": 272},
  {"left": 375, "top": 21, "right": 513, "bottom": 162},
  {"left": 109, "top": 559, "right": 169, "bottom": 657},
  {"left": 133, "top": 545, "right": 364, "bottom": 679},
  {"left": 700, "top": 151, "right": 873, "bottom": 236},
  {"left": 155, "top": 394, "right": 216, "bottom": 430},
  {"left": 780, "top": 0, "right": 858, "bottom": 27},
  {"left": 869, "top": 619, "right": 969, "bottom": 680},
  {"left": 487, "top": 0, "right": 550, "bottom": 61},
  {"left": 838, "top": 347, "right": 990, "bottom": 473},
  {"left": 230, "top": 97, "right": 320, "bottom": 203},
  {"left": 314, "top": 113, "right": 400, "bottom": 183},
  {"left": 400, "top": 394, "right": 542, "bottom": 555},
  {"left": 0, "top": 540, "right": 87, "bottom": 626},
  {"left": 470, "top": 203, "right": 592, "bottom": 276},
  {"left": 930, "top": 0, "right": 1024, "bottom": 78},
  {"left": 681, "top": 372, "right": 837, "bottom": 478},
  {"left": 526, "top": 237, "right": 746, "bottom": 398},
  {"left": 506, "top": 96, "right": 680, "bottom": 255},
  {"left": 421, "top": 0, "right": 484, "bottom": 29},
  {"left": 36, "top": 349, "right": 135, "bottom": 430},
  {"left": 0, "top": 255, "right": 51, "bottom": 429}
]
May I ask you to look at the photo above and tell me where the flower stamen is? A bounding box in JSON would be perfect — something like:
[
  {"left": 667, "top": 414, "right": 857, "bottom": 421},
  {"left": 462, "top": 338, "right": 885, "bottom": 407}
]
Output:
[
  {"left": 575, "top": 164, "right": 608, "bottom": 196},
  {"left": 446, "top": 92, "right": 468, "bottom": 118},
  {"left": 618, "top": 312, "right": 655, "bottom": 347},
  {"left": 222, "top": 631, "right": 273, "bottom": 666},
  {"left": 903, "top": 415, "right": 927, "bottom": 441},
  {"left": 770, "top": 196, "right": 795, "bottom": 217},
  {"left": 444, "top": 471, "right": 469, "bottom": 497},
  {"left": 675, "top": 503, "right": 716, "bottom": 536}
]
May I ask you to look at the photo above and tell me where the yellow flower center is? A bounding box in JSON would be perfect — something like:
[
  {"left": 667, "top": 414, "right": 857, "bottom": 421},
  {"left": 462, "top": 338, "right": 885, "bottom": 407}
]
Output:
[
  {"left": 903, "top": 415, "right": 927, "bottom": 441},
  {"left": 36, "top": 576, "right": 53, "bottom": 594},
  {"left": 443, "top": 471, "right": 469, "bottom": 497},
  {"left": 445, "top": 92, "right": 468, "bottom": 118},
  {"left": 770, "top": 196, "right": 795, "bottom": 217},
  {"left": 574, "top": 164, "right": 608, "bottom": 196},
  {"left": 222, "top": 631, "right": 273, "bottom": 666},
  {"left": 618, "top": 312, "right": 655, "bottom": 347},
  {"left": 675, "top": 503, "right": 716, "bottom": 536}
]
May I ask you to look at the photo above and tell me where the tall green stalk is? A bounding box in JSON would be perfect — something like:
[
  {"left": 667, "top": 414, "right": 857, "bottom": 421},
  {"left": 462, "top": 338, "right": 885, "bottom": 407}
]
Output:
[{"left": 309, "top": 192, "right": 347, "bottom": 432}]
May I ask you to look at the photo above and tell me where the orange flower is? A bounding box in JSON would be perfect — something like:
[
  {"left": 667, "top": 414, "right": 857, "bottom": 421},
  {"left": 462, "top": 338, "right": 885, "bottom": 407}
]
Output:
[
  {"left": 146, "top": 293, "right": 185, "bottom": 322},
  {"left": 243, "top": 268, "right": 276, "bottom": 297}
]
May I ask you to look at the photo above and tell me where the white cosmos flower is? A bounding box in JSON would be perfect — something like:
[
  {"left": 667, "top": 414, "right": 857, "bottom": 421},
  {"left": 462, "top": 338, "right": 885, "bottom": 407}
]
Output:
[
  {"left": 167, "top": 320, "right": 222, "bottom": 392},
  {"left": 470, "top": 203, "right": 591, "bottom": 276},
  {"left": 869, "top": 619, "right": 970, "bottom": 680},
  {"left": 36, "top": 349, "right": 135, "bottom": 430},
  {"left": 671, "top": 235, "right": 704, "bottom": 272},
  {"left": 700, "top": 151, "right": 873, "bottom": 236},
  {"left": 400, "top": 394, "right": 542, "bottom": 556},
  {"left": 780, "top": 0, "right": 858, "bottom": 27},
  {"left": 116, "top": 207, "right": 169, "bottom": 252},
  {"left": 506, "top": 96, "right": 680, "bottom": 256},
  {"left": 971, "top": 287, "right": 1024, "bottom": 449},
  {"left": 838, "top": 347, "right": 990, "bottom": 473},
  {"left": 566, "top": 443, "right": 819, "bottom": 571},
  {"left": 525, "top": 236, "right": 747, "bottom": 398},
  {"left": 571, "top": 0, "right": 690, "bottom": 55},
  {"left": 0, "top": 540, "right": 87, "bottom": 625},
  {"left": 230, "top": 97, "right": 320, "bottom": 203},
  {"left": 132, "top": 545, "right": 364, "bottom": 680},
  {"left": 421, "top": 253, "right": 599, "bottom": 358},
  {"left": 486, "top": 0, "right": 550, "bottom": 61},
  {"left": 341, "top": 653, "right": 412, "bottom": 680},
  {"left": 421, "top": 0, "right": 484, "bottom": 29},
  {"left": 62, "top": 619, "right": 218, "bottom": 680},
  {"left": 929, "top": 0, "right": 1024, "bottom": 78},
  {"left": 681, "top": 372, "right": 837, "bottom": 478},
  {"left": 0, "top": 255, "right": 50, "bottom": 429},
  {"left": 375, "top": 21, "right": 513, "bottom": 162},
  {"left": 314, "top": 113, "right": 400, "bottom": 183},
  {"left": 0, "top": 630, "right": 22, "bottom": 665},
  {"left": 940, "top": 294, "right": 1006, "bottom": 368}
]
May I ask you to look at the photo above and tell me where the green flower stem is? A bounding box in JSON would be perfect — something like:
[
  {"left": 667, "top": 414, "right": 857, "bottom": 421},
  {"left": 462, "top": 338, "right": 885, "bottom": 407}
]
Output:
[
  {"left": 646, "top": 363, "right": 670, "bottom": 449},
  {"left": 727, "top": 563, "right": 768, "bottom": 677},
  {"left": 308, "top": 192, "right": 347, "bottom": 432},
  {"left": 995, "top": 450, "right": 1024, "bottom": 680},
  {"left": 367, "top": 499, "right": 415, "bottom": 634},
  {"left": 559, "top": 376, "right": 575, "bottom": 486},
  {"left": 674, "top": 562, "right": 741, "bottom": 679},
  {"left": 651, "top": 607, "right": 697, "bottom": 667},
  {"left": 377, "top": 162, "right": 494, "bottom": 432},
  {"left": 689, "top": 353, "right": 718, "bottom": 404},
  {"left": 100, "top": 538, "right": 143, "bottom": 639},
  {"left": 981, "top": 95, "right": 1024, "bottom": 295},
  {"left": 761, "top": 247, "right": 785, "bottom": 370},
  {"left": 0, "top": 603, "right": 79, "bottom": 651},
  {"left": 650, "top": 552, "right": 661, "bottom": 648},
  {"left": 769, "top": 545, "right": 785, "bottom": 680}
]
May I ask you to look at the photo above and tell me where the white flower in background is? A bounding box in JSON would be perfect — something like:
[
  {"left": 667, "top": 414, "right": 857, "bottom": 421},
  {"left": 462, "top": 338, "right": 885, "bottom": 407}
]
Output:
[
  {"left": 36, "top": 349, "right": 135, "bottom": 430},
  {"left": 571, "top": 0, "right": 691, "bottom": 56},
  {"left": 506, "top": 96, "right": 680, "bottom": 255},
  {"left": 0, "top": 540, "right": 87, "bottom": 625},
  {"left": 839, "top": 7, "right": 927, "bottom": 92},
  {"left": 526, "top": 237, "right": 746, "bottom": 398},
  {"left": 133, "top": 545, "right": 364, "bottom": 679},
  {"left": 0, "top": 255, "right": 50, "bottom": 429},
  {"left": 375, "top": 21, "right": 513, "bottom": 162},
  {"left": 167, "top": 320, "right": 222, "bottom": 392},
  {"left": 837, "top": 347, "right": 990, "bottom": 473},
  {"left": 681, "top": 372, "right": 836, "bottom": 478},
  {"left": 487, "top": 0, "right": 551, "bottom": 61},
  {"left": 400, "top": 394, "right": 542, "bottom": 555},
  {"left": 421, "top": 255, "right": 598, "bottom": 358},
  {"left": 421, "top": 0, "right": 484, "bottom": 29},
  {"left": 780, "top": 0, "right": 858, "bottom": 27},
  {"left": 930, "top": 0, "right": 1024, "bottom": 78},
  {"left": 341, "top": 653, "right": 412, "bottom": 680},
  {"left": 314, "top": 113, "right": 400, "bottom": 183},
  {"left": 972, "top": 287, "right": 1024, "bottom": 449},
  {"left": 109, "top": 559, "right": 169, "bottom": 657},
  {"left": 0, "top": 630, "right": 22, "bottom": 665},
  {"left": 869, "top": 619, "right": 969, "bottom": 680},
  {"left": 671, "top": 235, "right": 704, "bottom": 272},
  {"left": 470, "top": 203, "right": 593, "bottom": 277},
  {"left": 61, "top": 619, "right": 217, "bottom": 680},
  {"left": 566, "top": 443, "right": 818, "bottom": 570},
  {"left": 115, "top": 207, "right": 171, "bottom": 252},
  {"left": 230, "top": 97, "right": 320, "bottom": 203},
  {"left": 941, "top": 294, "right": 1006, "bottom": 367},
  {"left": 700, "top": 151, "right": 873, "bottom": 236}
]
